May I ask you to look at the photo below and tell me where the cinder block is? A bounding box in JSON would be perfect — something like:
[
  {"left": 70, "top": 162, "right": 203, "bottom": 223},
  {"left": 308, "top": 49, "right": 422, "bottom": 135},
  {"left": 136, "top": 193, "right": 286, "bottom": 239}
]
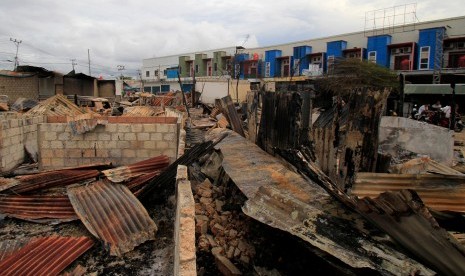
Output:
[
  {"left": 50, "top": 141, "right": 64, "bottom": 149},
  {"left": 41, "top": 158, "right": 52, "bottom": 167},
  {"left": 83, "top": 149, "right": 96, "bottom": 158},
  {"left": 65, "top": 141, "right": 78, "bottom": 148},
  {"left": 117, "top": 141, "right": 131, "bottom": 148},
  {"left": 124, "top": 133, "right": 136, "bottom": 141},
  {"left": 44, "top": 132, "right": 57, "bottom": 141},
  {"left": 143, "top": 124, "right": 157, "bottom": 132},
  {"left": 68, "top": 149, "right": 83, "bottom": 158},
  {"left": 65, "top": 158, "right": 78, "bottom": 167},
  {"left": 168, "top": 124, "right": 177, "bottom": 133},
  {"left": 136, "top": 149, "right": 149, "bottom": 158},
  {"left": 131, "top": 124, "right": 143, "bottom": 132},
  {"left": 10, "top": 119, "right": 19, "bottom": 128},
  {"left": 105, "top": 124, "right": 118, "bottom": 132},
  {"left": 84, "top": 132, "right": 97, "bottom": 141},
  {"left": 157, "top": 141, "right": 169, "bottom": 149},
  {"left": 157, "top": 124, "right": 169, "bottom": 133},
  {"left": 118, "top": 124, "right": 131, "bottom": 133},
  {"left": 109, "top": 149, "right": 122, "bottom": 158},
  {"left": 50, "top": 124, "right": 66, "bottom": 132},
  {"left": 54, "top": 149, "right": 66, "bottom": 158},
  {"left": 58, "top": 132, "right": 71, "bottom": 141},
  {"left": 41, "top": 149, "right": 54, "bottom": 158},
  {"left": 98, "top": 133, "right": 111, "bottom": 141},
  {"left": 137, "top": 133, "right": 150, "bottom": 141},
  {"left": 150, "top": 133, "right": 162, "bottom": 141},
  {"left": 96, "top": 149, "right": 109, "bottom": 158},
  {"left": 111, "top": 133, "right": 122, "bottom": 141},
  {"left": 51, "top": 158, "right": 64, "bottom": 168},
  {"left": 163, "top": 133, "right": 175, "bottom": 141},
  {"left": 105, "top": 141, "right": 117, "bottom": 149},
  {"left": 143, "top": 141, "right": 156, "bottom": 149},
  {"left": 122, "top": 149, "right": 136, "bottom": 158},
  {"left": 71, "top": 134, "right": 82, "bottom": 141},
  {"left": 40, "top": 140, "right": 50, "bottom": 149}
]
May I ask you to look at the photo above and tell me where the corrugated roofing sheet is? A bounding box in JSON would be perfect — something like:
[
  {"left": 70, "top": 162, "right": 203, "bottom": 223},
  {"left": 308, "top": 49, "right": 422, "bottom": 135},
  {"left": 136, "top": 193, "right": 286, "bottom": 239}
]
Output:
[
  {"left": 390, "top": 157, "right": 464, "bottom": 175},
  {"left": 102, "top": 155, "right": 169, "bottom": 183},
  {"left": 0, "top": 236, "right": 94, "bottom": 276},
  {"left": 0, "top": 239, "right": 30, "bottom": 262},
  {"left": 353, "top": 173, "right": 465, "bottom": 212},
  {"left": 278, "top": 147, "right": 465, "bottom": 276},
  {"left": 122, "top": 106, "right": 164, "bottom": 117},
  {"left": 356, "top": 190, "right": 465, "bottom": 275},
  {"left": 7, "top": 169, "right": 100, "bottom": 194},
  {"left": 215, "top": 130, "right": 433, "bottom": 274},
  {"left": 0, "top": 194, "right": 77, "bottom": 223},
  {"left": 67, "top": 181, "right": 157, "bottom": 256},
  {"left": 0, "top": 178, "right": 20, "bottom": 193}
]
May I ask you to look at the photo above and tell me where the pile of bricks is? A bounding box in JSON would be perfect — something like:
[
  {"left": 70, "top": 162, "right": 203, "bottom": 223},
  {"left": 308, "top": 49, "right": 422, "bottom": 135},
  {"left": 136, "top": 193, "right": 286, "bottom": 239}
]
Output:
[{"left": 194, "top": 178, "right": 256, "bottom": 274}]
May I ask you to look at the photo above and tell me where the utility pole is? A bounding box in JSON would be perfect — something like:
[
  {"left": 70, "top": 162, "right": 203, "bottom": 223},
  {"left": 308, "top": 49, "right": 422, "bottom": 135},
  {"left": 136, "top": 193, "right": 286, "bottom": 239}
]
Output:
[
  {"left": 87, "top": 49, "right": 91, "bottom": 76},
  {"left": 10, "top": 38, "right": 22, "bottom": 71},
  {"left": 117, "top": 65, "right": 125, "bottom": 80},
  {"left": 137, "top": 69, "right": 144, "bottom": 92},
  {"left": 70, "top": 59, "right": 77, "bottom": 71}
]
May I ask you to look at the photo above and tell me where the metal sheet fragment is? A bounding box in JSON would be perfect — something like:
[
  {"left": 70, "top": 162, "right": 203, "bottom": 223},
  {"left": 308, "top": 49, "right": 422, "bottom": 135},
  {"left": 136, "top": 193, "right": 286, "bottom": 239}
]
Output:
[
  {"left": 0, "top": 236, "right": 94, "bottom": 276},
  {"left": 0, "top": 194, "right": 78, "bottom": 223},
  {"left": 214, "top": 130, "right": 433, "bottom": 274},
  {"left": 68, "top": 181, "right": 157, "bottom": 256},
  {"left": 353, "top": 172, "right": 465, "bottom": 213}
]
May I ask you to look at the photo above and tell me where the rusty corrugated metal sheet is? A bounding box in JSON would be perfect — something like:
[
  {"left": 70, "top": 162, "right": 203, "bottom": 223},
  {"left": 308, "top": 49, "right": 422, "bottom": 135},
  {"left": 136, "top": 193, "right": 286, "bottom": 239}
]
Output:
[
  {"left": 102, "top": 155, "right": 169, "bottom": 183},
  {"left": 215, "top": 130, "right": 433, "bottom": 274},
  {"left": 390, "top": 157, "right": 464, "bottom": 175},
  {"left": 125, "top": 172, "right": 159, "bottom": 196},
  {"left": 0, "top": 236, "right": 94, "bottom": 276},
  {"left": 277, "top": 147, "right": 465, "bottom": 276},
  {"left": 0, "top": 178, "right": 20, "bottom": 192},
  {"left": 122, "top": 106, "right": 164, "bottom": 117},
  {"left": 67, "top": 181, "right": 157, "bottom": 256},
  {"left": 353, "top": 173, "right": 465, "bottom": 212},
  {"left": 356, "top": 190, "right": 465, "bottom": 276},
  {"left": 0, "top": 239, "right": 30, "bottom": 262},
  {"left": 0, "top": 194, "right": 77, "bottom": 223},
  {"left": 7, "top": 169, "right": 100, "bottom": 194}
]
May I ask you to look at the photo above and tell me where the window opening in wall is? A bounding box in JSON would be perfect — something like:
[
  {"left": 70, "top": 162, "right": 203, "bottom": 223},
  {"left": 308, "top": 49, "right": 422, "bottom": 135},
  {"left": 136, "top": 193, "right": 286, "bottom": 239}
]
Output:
[
  {"left": 419, "top": 46, "right": 430, "bottom": 70},
  {"left": 214, "top": 63, "right": 218, "bottom": 71},
  {"left": 368, "top": 51, "right": 377, "bottom": 63},
  {"left": 155, "top": 70, "right": 159, "bottom": 76},
  {"left": 146, "top": 71, "right": 150, "bottom": 77},
  {"left": 265, "top": 62, "right": 270, "bottom": 77},
  {"left": 163, "top": 69, "right": 167, "bottom": 76},
  {"left": 195, "top": 64, "right": 199, "bottom": 73}
]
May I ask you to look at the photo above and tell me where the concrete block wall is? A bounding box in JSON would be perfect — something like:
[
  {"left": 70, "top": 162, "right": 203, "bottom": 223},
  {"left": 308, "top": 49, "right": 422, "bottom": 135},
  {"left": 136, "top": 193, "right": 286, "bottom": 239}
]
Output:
[
  {"left": 0, "top": 113, "right": 45, "bottom": 172},
  {"left": 0, "top": 75, "right": 39, "bottom": 103},
  {"left": 38, "top": 121, "right": 179, "bottom": 170},
  {"left": 174, "top": 165, "right": 197, "bottom": 276}
]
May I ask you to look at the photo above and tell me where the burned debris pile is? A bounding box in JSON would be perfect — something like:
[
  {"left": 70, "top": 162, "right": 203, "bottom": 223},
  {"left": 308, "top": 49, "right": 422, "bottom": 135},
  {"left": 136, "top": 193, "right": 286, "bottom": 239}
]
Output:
[{"left": 2, "top": 60, "right": 465, "bottom": 275}]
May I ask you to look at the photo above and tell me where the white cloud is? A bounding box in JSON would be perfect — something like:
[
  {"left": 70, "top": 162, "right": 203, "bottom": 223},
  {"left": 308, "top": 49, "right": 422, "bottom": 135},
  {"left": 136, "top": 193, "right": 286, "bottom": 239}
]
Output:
[{"left": 0, "top": 0, "right": 462, "bottom": 77}]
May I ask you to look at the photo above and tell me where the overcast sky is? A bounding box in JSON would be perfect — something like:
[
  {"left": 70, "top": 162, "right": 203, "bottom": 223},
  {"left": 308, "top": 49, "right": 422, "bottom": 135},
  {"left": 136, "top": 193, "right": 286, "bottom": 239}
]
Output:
[{"left": 0, "top": 0, "right": 462, "bottom": 78}]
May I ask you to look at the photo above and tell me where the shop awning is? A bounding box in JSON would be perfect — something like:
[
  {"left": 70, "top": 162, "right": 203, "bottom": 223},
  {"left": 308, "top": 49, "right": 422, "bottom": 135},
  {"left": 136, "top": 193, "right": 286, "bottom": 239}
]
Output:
[{"left": 404, "top": 84, "right": 465, "bottom": 95}]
